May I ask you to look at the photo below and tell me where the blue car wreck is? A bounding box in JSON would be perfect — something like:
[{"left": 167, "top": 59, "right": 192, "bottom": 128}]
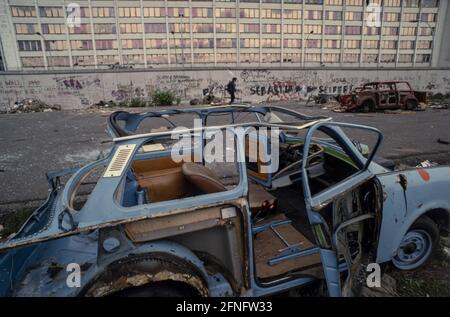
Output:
[{"left": 0, "top": 105, "right": 449, "bottom": 297}]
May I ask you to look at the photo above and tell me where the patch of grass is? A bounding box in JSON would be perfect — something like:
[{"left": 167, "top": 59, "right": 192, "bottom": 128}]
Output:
[
  {"left": 150, "top": 90, "right": 176, "bottom": 106},
  {"left": 128, "top": 98, "right": 147, "bottom": 108},
  {"left": 0, "top": 207, "right": 34, "bottom": 239},
  {"left": 391, "top": 241, "right": 450, "bottom": 297}
]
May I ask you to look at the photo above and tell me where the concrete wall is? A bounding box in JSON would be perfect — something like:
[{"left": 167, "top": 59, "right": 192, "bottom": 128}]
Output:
[{"left": 1, "top": 67, "right": 450, "bottom": 110}]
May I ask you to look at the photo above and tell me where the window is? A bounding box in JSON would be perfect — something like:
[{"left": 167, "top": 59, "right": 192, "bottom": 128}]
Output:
[
  {"left": 120, "top": 23, "right": 143, "bottom": 33},
  {"left": 15, "top": 24, "right": 38, "bottom": 34},
  {"left": 17, "top": 40, "right": 42, "bottom": 51},
  {"left": 217, "top": 23, "right": 237, "bottom": 33},
  {"left": 240, "top": 23, "right": 259, "bottom": 33},
  {"left": 194, "top": 53, "right": 215, "bottom": 63},
  {"left": 41, "top": 24, "right": 65, "bottom": 34},
  {"left": 121, "top": 39, "right": 144, "bottom": 49},
  {"left": 240, "top": 9, "right": 259, "bottom": 18},
  {"left": 45, "top": 40, "right": 68, "bottom": 51},
  {"left": 284, "top": 10, "right": 301, "bottom": 19},
  {"left": 261, "top": 38, "right": 281, "bottom": 48},
  {"left": 118, "top": 7, "right": 141, "bottom": 17},
  {"left": 216, "top": 38, "right": 236, "bottom": 48},
  {"left": 384, "top": 13, "right": 399, "bottom": 22},
  {"left": 95, "top": 40, "right": 118, "bottom": 50},
  {"left": 11, "top": 6, "right": 36, "bottom": 17},
  {"left": 92, "top": 7, "right": 115, "bottom": 18},
  {"left": 381, "top": 40, "right": 397, "bottom": 49},
  {"left": 240, "top": 38, "right": 260, "bottom": 48},
  {"left": 323, "top": 53, "right": 340, "bottom": 63},
  {"left": 144, "top": 23, "right": 166, "bottom": 33},
  {"left": 398, "top": 54, "right": 413, "bottom": 63},
  {"left": 345, "top": 26, "right": 361, "bottom": 35},
  {"left": 325, "top": 11, "right": 342, "bottom": 20},
  {"left": 343, "top": 53, "right": 359, "bottom": 63},
  {"left": 143, "top": 7, "right": 166, "bottom": 17},
  {"left": 283, "top": 39, "right": 301, "bottom": 48},
  {"left": 193, "top": 39, "right": 214, "bottom": 48},
  {"left": 192, "top": 7, "right": 212, "bottom": 18},
  {"left": 400, "top": 27, "right": 416, "bottom": 36},
  {"left": 262, "top": 24, "right": 281, "bottom": 34},
  {"left": 21, "top": 57, "right": 44, "bottom": 68},
  {"left": 71, "top": 40, "right": 94, "bottom": 50},
  {"left": 94, "top": 24, "right": 116, "bottom": 34},
  {"left": 215, "top": 8, "right": 236, "bottom": 18},
  {"left": 68, "top": 24, "right": 91, "bottom": 34},
  {"left": 363, "top": 54, "right": 378, "bottom": 63},
  {"left": 324, "top": 39, "right": 341, "bottom": 49},
  {"left": 345, "top": 11, "right": 362, "bottom": 21},
  {"left": 324, "top": 25, "right": 341, "bottom": 35},
  {"left": 305, "top": 10, "right": 322, "bottom": 20},
  {"left": 399, "top": 41, "right": 414, "bottom": 49},
  {"left": 380, "top": 54, "right": 396, "bottom": 63},
  {"left": 344, "top": 40, "right": 360, "bottom": 49},
  {"left": 39, "top": 7, "right": 63, "bottom": 17},
  {"left": 145, "top": 39, "right": 167, "bottom": 49},
  {"left": 284, "top": 24, "right": 302, "bottom": 34},
  {"left": 416, "top": 54, "right": 431, "bottom": 63},
  {"left": 261, "top": 9, "right": 281, "bottom": 19},
  {"left": 192, "top": 24, "right": 213, "bottom": 33},
  {"left": 364, "top": 40, "right": 379, "bottom": 49}
]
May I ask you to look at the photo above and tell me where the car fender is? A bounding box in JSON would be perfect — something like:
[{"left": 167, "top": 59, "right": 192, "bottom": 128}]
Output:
[
  {"left": 79, "top": 240, "right": 220, "bottom": 297},
  {"left": 376, "top": 167, "right": 450, "bottom": 263}
]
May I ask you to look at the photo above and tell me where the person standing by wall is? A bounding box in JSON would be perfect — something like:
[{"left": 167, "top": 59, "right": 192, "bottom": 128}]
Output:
[{"left": 226, "top": 77, "right": 237, "bottom": 104}]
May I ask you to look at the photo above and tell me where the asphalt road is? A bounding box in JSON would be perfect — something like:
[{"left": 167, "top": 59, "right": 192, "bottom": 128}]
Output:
[{"left": 1, "top": 103, "right": 450, "bottom": 213}]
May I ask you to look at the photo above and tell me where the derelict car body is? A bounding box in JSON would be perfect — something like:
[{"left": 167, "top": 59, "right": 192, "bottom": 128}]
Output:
[{"left": 0, "top": 105, "right": 449, "bottom": 297}]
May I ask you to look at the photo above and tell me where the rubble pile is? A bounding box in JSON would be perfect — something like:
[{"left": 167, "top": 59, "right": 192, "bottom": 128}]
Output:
[{"left": 0, "top": 99, "right": 62, "bottom": 114}]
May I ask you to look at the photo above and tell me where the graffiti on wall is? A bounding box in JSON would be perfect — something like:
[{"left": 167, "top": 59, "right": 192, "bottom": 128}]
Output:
[
  {"left": 111, "top": 81, "right": 146, "bottom": 101},
  {"left": 1, "top": 69, "right": 450, "bottom": 110}
]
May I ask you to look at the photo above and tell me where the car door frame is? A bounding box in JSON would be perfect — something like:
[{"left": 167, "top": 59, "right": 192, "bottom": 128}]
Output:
[{"left": 301, "top": 121, "right": 383, "bottom": 297}]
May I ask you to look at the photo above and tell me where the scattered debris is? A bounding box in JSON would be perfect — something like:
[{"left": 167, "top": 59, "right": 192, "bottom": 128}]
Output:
[
  {"left": 438, "top": 139, "right": 450, "bottom": 145},
  {"left": 443, "top": 247, "right": 450, "bottom": 259},
  {"left": 190, "top": 98, "right": 201, "bottom": 105},
  {"left": 0, "top": 99, "right": 61, "bottom": 114},
  {"left": 416, "top": 160, "right": 439, "bottom": 168},
  {"left": 430, "top": 104, "right": 450, "bottom": 110},
  {"left": 90, "top": 100, "right": 118, "bottom": 109}
]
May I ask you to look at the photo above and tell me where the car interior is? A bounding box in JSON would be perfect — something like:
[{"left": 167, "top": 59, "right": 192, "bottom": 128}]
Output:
[{"left": 114, "top": 122, "right": 374, "bottom": 284}]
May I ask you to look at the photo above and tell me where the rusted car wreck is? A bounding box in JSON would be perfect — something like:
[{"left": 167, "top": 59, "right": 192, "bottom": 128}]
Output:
[
  {"left": 338, "top": 81, "right": 427, "bottom": 112},
  {"left": 0, "top": 105, "right": 448, "bottom": 297}
]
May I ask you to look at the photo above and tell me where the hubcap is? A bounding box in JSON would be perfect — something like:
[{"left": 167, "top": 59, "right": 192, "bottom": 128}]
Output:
[{"left": 392, "top": 229, "right": 432, "bottom": 270}]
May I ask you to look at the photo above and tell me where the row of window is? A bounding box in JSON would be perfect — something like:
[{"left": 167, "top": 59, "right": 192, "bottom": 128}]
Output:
[
  {"left": 10, "top": 1, "right": 440, "bottom": 19},
  {"left": 15, "top": 21, "right": 436, "bottom": 37},
  {"left": 17, "top": 38, "right": 432, "bottom": 51},
  {"left": 20, "top": 52, "right": 430, "bottom": 68}
]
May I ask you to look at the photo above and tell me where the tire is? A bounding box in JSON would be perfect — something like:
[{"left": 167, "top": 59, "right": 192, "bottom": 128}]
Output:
[
  {"left": 361, "top": 101, "right": 375, "bottom": 113},
  {"left": 392, "top": 216, "right": 439, "bottom": 271},
  {"left": 405, "top": 99, "right": 418, "bottom": 111}
]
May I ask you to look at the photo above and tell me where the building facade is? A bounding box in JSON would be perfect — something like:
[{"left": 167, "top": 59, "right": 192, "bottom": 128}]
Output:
[{"left": 0, "top": 0, "right": 449, "bottom": 71}]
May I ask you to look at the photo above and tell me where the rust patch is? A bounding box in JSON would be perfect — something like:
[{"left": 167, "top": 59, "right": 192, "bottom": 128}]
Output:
[
  {"left": 418, "top": 169, "right": 431, "bottom": 182},
  {"left": 87, "top": 270, "right": 208, "bottom": 297}
]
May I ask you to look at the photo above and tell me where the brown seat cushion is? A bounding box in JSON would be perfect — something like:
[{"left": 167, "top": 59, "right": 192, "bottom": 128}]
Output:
[
  {"left": 182, "top": 163, "right": 227, "bottom": 194},
  {"left": 135, "top": 167, "right": 186, "bottom": 202}
]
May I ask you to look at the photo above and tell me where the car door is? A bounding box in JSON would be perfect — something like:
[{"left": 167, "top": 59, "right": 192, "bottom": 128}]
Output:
[{"left": 301, "top": 122, "right": 383, "bottom": 297}]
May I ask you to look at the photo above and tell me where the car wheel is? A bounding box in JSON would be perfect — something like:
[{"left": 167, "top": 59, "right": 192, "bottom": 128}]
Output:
[
  {"left": 361, "top": 100, "right": 375, "bottom": 113},
  {"left": 392, "top": 216, "right": 439, "bottom": 271},
  {"left": 405, "top": 99, "right": 418, "bottom": 110}
]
